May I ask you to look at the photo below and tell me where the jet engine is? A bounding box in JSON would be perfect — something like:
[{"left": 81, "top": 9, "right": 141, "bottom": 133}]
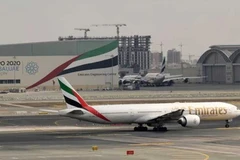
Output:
[
  {"left": 178, "top": 115, "right": 200, "bottom": 127},
  {"left": 119, "top": 79, "right": 130, "bottom": 85},
  {"left": 183, "top": 78, "right": 189, "bottom": 83}
]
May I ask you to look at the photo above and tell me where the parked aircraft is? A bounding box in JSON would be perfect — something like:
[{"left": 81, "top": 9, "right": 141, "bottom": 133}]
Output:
[
  {"left": 44, "top": 77, "right": 240, "bottom": 131},
  {"left": 119, "top": 57, "right": 206, "bottom": 86}
]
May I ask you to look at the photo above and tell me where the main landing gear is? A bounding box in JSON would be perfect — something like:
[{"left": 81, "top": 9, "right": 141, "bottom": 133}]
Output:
[
  {"left": 225, "top": 119, "right": 232, "bottom": 128},
  {"left": 134, "top": 124, "right": 148, "bottom": 131},
  {"left": 153, "top": 126, "right": 168, "bottom": 131},
  {"left": 133, "top": 124, "right": 168, "bottom": 132}
]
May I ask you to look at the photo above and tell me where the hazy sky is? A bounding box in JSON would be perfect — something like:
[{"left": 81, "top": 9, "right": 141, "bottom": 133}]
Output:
[{"left": 1, "top": 0, "right": 240, "bottom": 59}]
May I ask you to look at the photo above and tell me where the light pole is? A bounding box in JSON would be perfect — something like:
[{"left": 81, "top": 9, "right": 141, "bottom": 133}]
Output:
[
  {"left": 13, "top": 56, "right": 16, "bottom": 88},
  {"left": 111, "top": 55, "right": 114, "bottom": 90},
  {"left": 160, "top": 42, "right": 163, "bottom": 68},
  {"left": 179, "top": 43, "right": 183, "bottom": 75}
]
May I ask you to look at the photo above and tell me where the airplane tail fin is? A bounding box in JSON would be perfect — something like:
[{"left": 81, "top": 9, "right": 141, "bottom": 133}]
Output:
[
  {"left": 160, "top": 57, "right": 166, "bottom": 74},
  {"left": 58, "top": 76, "right": 89, "bottom": 109},
  {"left": 58, "top": 76, "right": 111, "bottom": 122}
]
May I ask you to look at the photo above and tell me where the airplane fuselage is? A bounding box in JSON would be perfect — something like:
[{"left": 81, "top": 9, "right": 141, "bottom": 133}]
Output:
[
  {"left": 142, "top": 73, "right": 165, "bottom": 84},
  {"left": 64, "top": 102, "right": 240, "bottom": 124}
]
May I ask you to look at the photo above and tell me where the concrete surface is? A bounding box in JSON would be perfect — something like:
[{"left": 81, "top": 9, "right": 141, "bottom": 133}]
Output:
[
  {"left": 0, "top": 115, "right": 239, "bottom": 160},
  {"left": 1, "top": 84, "right": 240, "bottom": 102}
]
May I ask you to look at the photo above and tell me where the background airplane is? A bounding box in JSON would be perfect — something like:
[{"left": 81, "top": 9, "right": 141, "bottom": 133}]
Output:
[
  {"left": 119, "top": 57, "right": 206, "bottom": 86},
  {"left": 44, "top": 77, "right": 240, "bottom": 132}
]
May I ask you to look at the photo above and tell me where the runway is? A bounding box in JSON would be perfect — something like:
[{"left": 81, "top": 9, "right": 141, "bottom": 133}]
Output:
[{"left": 0, "top": 115, "right": 239, "bottom": 160}]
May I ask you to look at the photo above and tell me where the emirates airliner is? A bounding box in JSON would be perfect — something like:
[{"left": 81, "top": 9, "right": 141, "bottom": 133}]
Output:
[{"left": 45, "top": 77, "right": 240, "bottom": 131}]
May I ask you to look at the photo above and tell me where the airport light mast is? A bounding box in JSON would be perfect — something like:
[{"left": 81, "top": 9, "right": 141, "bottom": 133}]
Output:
[{"left": 179, "top": 43, "right": 184, "bottom": 75}]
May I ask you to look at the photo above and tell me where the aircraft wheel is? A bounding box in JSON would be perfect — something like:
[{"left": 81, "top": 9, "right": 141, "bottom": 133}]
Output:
[
  {"left": 225, "top": 124, "right": 230, "bottom": 128},
  {"left": 143, "top": 127, "right": 148, "bottom": 131},
  {"left": 153, "top": 127, "right": 168, "bottom": 132},
  {"left": 162, "top": 127, "right": 168, "bottom": 131},
  {"left": 134, "top": 126, "right": 148, "bottom": 131}
]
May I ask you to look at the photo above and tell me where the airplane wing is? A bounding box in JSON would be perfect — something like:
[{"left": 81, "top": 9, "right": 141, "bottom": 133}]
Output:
[
  {"left": 164, "top": 74, "right": 183, "bottom": 79},
  {"left": 163, "top": 76, "right": 207, "bottom": 83},
  {"left": 119, "top": 76, "right": 142, "bottom": 85},
  {"left": 135, "top": 109, "right": 184, "bottom": 123},
  {"left": 40, "top": 108, "right": 84, "bottom": 115},
  {"left": 148, "top": 109, "right": 184, "bottom": 122}
]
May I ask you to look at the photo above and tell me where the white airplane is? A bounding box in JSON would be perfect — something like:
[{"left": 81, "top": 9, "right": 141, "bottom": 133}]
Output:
[
  {"left": 48, "top": 77, "right": 240, "bottom": 131},
  {"left": 119, "top": 57, "right": 206, "bottom": 86}
]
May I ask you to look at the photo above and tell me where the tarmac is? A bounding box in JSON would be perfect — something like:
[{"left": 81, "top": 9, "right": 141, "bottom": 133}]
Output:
[
  {"left": 0, "top": 84, "right": 240, "bottom": 160},
  {"left": 0, "top": 115, "right": 239, "bottom": 160},
  {"left": 2, "top": 84, "right": 240, "bottom": 103}
]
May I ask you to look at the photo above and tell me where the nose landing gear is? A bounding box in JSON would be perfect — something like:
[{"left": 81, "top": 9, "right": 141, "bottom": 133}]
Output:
[{"left": 225, "top": 119, "right": 232, "bottom": 128}]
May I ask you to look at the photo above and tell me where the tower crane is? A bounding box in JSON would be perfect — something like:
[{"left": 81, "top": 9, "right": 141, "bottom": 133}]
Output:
[
  {"left": 74, "top": 28, "right": 90, "bottom": 38},
  {"left": 91, "top": 24, "right": 126, "bottom": 37}
]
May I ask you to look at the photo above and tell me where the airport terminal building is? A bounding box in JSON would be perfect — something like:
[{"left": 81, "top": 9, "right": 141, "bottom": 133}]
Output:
[
  {"left": 197, "top": 45, "right": 240, "bottom": 84},
  {"left": 0, "top": 39, "right": 119, "bottom": 90}
]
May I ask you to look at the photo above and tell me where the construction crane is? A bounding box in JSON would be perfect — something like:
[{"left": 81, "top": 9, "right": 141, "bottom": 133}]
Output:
[
  {"left": 74, "top": 28, "right": 90, "bottom": 38},
  {"left": 91, "top": 24, "right": 126, "bottom": 37}
]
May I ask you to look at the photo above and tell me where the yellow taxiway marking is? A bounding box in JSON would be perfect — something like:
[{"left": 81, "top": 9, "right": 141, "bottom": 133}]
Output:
[
  {"left": 129, "top": 144, "right": 209, "bottom": 160},
  {"left": 30, "top": 127, "right": 62, "bottom": 134},
  {"left": 54, "top": 120, "right": 60, "bottom": 126},
  {"left": 54, "top": 120, "right": 66, "bottom": 126},
  {"left": 129, "top": 142, "right": 173, "bottom": 146},
  {"left": 56, "top": 135, "right": 87, "bottom": 139},
  {"left": 54, "top": 120, "right": 79, "bottom": 126},
  {"left": 38, "top": 111, "right": 49, "bottom": 115},
  {"left": 216, "top": 127, "right": 240, "bottom": 130},
  {"left": 168, "top": 147, "right": 210, "bottom": 160}
]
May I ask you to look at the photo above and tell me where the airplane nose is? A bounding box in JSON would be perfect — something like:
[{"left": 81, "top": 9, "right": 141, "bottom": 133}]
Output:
[{"left": 236, "top": 110, "right": 240, "bottom": 116}]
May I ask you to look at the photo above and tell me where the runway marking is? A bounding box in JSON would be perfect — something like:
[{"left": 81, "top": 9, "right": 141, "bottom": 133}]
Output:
[
  {"left": 0, "top": 126, "right": 127, "bottom": 133},
  {"left": 56, "top": 135, "right": 87, "bottom": 139},
  {"left": 0, "top": 126, "right": 85, "bottom": 133},
  {"left": 173, "top": 146, "right": 240, "bottom": 156},
  {"left": 2, "top": 103, "right": 33, "bottom": 109},
  {"left": 33, "top": 128, "right": 61, "bottom": 134},
  {"left": 216, "top": 127, "right": 240, "bottom": 130},
  {"left": 168, "top": 147, "right": 210, "bottom": 160},
  {"left": 37, "top": 156, "right": 46, "bottom": 159},
  {"left": 54, "top": 120, "right": 60, "bottom": 126},
  {"left": 129, "top": 142, "right": 173, "bottom": 146},
  {"left": 97, "top": 133, "right": 131, "bottom": 136},
  {"left": 54, "top": 119, "right": 79, "bottom": 126}
]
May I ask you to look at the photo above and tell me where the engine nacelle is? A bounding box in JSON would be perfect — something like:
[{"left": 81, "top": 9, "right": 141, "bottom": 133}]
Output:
[
  {"left": 178, "top": 115, "right": 200, "bottom": 127},
  {"left": 119, "top": 80, "right": 130, "bottom": 85},
  {"left": 183, "top": 78, "right": 189, "bottom": 83}
]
